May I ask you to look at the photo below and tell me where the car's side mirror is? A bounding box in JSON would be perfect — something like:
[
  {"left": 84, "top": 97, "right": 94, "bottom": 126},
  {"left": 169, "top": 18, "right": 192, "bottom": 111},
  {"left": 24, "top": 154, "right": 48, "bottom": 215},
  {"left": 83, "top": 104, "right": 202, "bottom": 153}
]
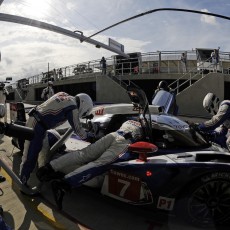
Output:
[{"left": 128, "top": 141, "right": 158, "bottom": 162}]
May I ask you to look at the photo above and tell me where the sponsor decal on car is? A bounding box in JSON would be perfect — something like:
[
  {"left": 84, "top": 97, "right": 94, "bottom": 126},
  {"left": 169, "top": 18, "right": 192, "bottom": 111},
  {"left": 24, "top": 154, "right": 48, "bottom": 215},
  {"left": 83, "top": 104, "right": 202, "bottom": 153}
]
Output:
[
  {"left": 133, "top": 107, "right": 143, "bottom": 112},
  {"left": 173, "top": 124, "right": 189, "bottom": 130},
  {"left": 201, "top": 172, "right": 230, "bottom": 182},
  {"left": 157, "top": 196, "right": 175, "bottom": 211},
  {"left": 108, "top": 170, "right": 141, "bottom": 202},
  {"left": 95, "top": 108, "right": 104, "bottom": 115},
  {"left": 79, "top": 174, "right": 92, "bottom": 183}
]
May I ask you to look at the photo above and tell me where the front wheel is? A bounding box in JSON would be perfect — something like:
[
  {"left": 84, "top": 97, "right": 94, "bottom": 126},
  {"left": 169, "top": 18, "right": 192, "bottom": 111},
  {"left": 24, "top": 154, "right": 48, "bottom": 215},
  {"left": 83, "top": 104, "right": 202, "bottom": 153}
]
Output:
[{"left": 176, "top": 173, "right": 230, "bottom": 227}]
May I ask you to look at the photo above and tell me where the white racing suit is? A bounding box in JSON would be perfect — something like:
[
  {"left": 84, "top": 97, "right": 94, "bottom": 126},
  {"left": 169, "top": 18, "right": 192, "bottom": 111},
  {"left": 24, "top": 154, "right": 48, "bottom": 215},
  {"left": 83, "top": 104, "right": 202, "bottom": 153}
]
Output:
[
  {"left": 20, "top": 92, "right": 89, "bottom": 184},
  {"left": 49, "top": 120, "right": 143, "bottom": 189},
  {"left": 38, "top": 129, "right": 62, "bottom": 168},
  {"left": 198, "top": 100, "right": 230, "bottom": 151}
]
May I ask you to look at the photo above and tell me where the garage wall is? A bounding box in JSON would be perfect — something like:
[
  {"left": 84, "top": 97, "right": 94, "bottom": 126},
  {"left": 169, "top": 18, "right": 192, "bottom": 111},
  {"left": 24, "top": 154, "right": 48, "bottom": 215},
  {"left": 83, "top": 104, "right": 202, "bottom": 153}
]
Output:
[{"left": 177, "top": 73, "right": 224, "bottom": 117}]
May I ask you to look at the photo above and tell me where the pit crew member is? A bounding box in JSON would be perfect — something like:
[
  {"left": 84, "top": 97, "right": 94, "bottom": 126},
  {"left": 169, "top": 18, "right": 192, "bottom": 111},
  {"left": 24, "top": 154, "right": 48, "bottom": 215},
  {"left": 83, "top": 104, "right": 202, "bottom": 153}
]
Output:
[
  {"left": 20, "top": 92, "right": 94, "bottom": 186},
  {"left": 36, "top": 120, "right": 143, "bottom": 209},
  {"left": 41, "top": 81, "right": 54, "bottom": 101},
  {"left": 196, "top": 92, "right": 230, "bottom": 151}
]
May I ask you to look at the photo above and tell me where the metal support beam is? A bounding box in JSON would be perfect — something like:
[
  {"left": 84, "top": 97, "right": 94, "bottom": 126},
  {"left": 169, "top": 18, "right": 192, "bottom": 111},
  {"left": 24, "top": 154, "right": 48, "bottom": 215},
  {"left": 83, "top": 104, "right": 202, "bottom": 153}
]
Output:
[
  {"left": 0, "top": 159, "right": 40, "bottom": 196},
  {"left": 49, "top": 127, "right": 73, "bottom": 154},
  {"left": 0, "top": 13, "right": 129, "bottom": 58}
]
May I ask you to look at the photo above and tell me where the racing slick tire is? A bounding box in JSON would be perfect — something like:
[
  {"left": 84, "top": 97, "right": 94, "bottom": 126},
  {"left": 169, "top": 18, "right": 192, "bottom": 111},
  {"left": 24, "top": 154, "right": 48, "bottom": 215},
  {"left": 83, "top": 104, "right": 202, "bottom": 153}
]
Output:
[{"left": 176, "top": 172, "right": 230, "bottom": 228}]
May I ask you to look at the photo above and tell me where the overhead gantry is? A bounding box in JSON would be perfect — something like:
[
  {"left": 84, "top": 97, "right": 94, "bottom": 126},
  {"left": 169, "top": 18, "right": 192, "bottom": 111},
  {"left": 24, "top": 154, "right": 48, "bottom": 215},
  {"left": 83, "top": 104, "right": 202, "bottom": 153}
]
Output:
[{"left": 0, "top": 13, "right": 129, "bottom": 58}]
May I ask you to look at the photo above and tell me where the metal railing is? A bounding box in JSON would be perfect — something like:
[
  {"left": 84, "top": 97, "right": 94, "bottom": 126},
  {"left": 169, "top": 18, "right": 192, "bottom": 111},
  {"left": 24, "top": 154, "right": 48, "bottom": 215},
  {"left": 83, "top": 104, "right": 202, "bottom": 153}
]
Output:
[
  {"left": 10, "top": 50, "right": 230, "bottom": 88},
  {"left": 169, "top": 57, "right": 221, "bottom": 95},
  {"left": 107, "top": 72, "right": 130, "bottom": 90}
]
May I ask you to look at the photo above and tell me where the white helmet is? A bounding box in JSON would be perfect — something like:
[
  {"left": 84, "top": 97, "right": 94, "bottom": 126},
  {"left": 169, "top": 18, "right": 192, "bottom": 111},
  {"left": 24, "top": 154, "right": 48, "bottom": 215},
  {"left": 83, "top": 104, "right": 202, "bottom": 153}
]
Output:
[
  {"left": 203, "top": 93, "right": 220, "bottom": 115},
  {"left": 75, "top": 93, "right": 93, "bottom": 118},
  {"left": 118, "top": 120, "right": 143, "bottom": 141},
  {"left": 0, "top": 104, "right": 6, "bottom": 118}
]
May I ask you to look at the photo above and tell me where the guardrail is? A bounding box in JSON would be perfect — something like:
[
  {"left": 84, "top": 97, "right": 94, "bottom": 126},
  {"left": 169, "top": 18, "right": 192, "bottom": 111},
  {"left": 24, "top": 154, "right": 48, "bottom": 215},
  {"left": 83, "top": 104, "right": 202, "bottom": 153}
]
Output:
[
  {"left": 10, "top": 50, "right": 230, "bottom": 88},
  {"left": 169, "top": 56, "right": 221, "bottom": 95}
]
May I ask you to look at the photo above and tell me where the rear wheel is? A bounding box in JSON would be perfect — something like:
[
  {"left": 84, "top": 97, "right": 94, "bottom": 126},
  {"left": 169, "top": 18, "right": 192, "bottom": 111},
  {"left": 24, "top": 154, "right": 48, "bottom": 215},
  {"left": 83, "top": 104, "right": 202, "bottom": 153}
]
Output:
[{"left": 177, "top": 173, "right": 230, "bottom": 227}]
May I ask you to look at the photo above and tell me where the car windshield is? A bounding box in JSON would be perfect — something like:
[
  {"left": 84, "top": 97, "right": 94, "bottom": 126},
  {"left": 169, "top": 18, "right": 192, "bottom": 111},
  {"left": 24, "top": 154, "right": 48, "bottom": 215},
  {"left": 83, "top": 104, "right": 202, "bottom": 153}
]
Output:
[
  {"left": 147, "top": 115, "right": 209, "bottom": 148},
  {"left": 150, "top": 119, "right": 209, "bottom": 149}
]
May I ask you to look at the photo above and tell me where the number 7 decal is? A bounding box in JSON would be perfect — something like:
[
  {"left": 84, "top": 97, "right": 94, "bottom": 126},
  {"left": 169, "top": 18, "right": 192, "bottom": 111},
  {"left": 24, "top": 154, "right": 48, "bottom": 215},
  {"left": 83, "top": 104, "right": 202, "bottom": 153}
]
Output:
[
  {"left": 118, "top": 179, "right": 131, "bottom": 197},
  {"left": 107, "top": 170, "right": 142, "bottom": 202}
]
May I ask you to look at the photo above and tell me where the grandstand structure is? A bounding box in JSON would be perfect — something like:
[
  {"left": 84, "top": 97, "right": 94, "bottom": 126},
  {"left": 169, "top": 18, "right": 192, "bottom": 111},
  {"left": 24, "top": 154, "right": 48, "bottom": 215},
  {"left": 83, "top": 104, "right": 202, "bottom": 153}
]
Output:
[{"left": 6, "top": 49, "right": 230, "bottom": 117}]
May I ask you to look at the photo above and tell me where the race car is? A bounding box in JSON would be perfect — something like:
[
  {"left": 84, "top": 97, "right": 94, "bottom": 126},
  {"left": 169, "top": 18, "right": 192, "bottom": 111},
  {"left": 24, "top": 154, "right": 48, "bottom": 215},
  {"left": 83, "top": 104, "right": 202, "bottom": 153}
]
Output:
[
  {"left": 8, "top": 85, "right": 230, "bottom": 227},
  {"left": 51, "top": 85, "right": 230, "bottom": 227},
  {"left": 100, "top": 143, "right": 230, "bottom": 227},
  {"left": 9, "top": 84, "right": 227, "bottom": 154},
  {"left": 87, "top": 86, "right": 178, "bottom": 137},
  {"left": 7, "top": 86, "right": 183, "bottom": 150}
]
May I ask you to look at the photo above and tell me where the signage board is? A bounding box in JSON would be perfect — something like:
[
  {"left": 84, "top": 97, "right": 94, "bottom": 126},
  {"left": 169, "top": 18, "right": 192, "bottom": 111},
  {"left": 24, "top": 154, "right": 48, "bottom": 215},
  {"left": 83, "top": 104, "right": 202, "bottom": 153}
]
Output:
[{"left": 109, "top": 38, "right": 124, "bottom": 52}]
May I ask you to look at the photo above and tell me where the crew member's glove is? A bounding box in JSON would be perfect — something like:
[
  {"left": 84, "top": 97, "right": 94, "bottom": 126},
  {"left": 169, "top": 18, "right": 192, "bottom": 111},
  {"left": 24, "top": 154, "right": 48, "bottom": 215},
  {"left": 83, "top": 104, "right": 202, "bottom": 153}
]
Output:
[
  {"left": 87, "top": 121, "right": 99, "bottom": 135},
  {"left": 86, "top": 120, "right": 93, "bottom": 131},
  {"left": 86, "top": 131, "right": 96, "bottom": 143},
  {"left": 91, "top": 122, "right": 99, "bottom": 135},
  {"left": 203, "top": 125, "right": 228, "bottom": 141},
  {"left": 203, "top": 131, "right": 217, "bottom": 141},
  {"left": 188, "top": 122, "right": 200, "bottom": 131}
]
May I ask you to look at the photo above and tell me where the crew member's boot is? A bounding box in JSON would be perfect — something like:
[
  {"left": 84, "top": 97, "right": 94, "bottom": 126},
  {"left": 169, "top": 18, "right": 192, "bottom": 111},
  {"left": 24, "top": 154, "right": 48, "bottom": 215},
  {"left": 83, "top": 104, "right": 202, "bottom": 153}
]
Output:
[
  {"left": 51, "top": 179, "right": 71, "bottom": 210},
  {"left": 36, "top": 163, "right": 65, "bottom": 182}
]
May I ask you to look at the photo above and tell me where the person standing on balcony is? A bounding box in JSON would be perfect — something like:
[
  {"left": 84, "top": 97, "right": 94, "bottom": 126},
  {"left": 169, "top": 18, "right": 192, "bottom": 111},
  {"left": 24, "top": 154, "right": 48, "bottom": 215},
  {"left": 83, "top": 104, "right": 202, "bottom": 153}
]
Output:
[
  {"left": 58, "top": 68, "right": 63, "bottom": 79},
  {"left": 211, "top": 49, "right": 219, "bottom": 73},
  {"left": 100, "top": 56, "right": 106, "bottom": 75},
  {"left": 53, "top": 69, "right": 57, "bottom": 81},
  {"left": 180, "top": 52, "right": 187, "bottom": 73}
]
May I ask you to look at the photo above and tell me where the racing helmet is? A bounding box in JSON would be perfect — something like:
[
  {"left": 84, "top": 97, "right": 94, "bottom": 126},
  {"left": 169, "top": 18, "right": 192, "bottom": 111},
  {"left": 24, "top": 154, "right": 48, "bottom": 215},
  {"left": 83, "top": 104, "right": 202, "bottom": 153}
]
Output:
[
  {"left": 118, "top": 120, "right": 143, "bottom": 141},
  {"left": 48, "top": 81, "right": 53, "bottom": 86},
  {"left": 0, "top": 103, "right": 6, "bottom": 118},
  {"left": 75, "top": 93, "right": 93, "bottom": 118},
  {"left": 158, "top": 80, "right": 169, "bottom": 90},
  {"left": 203, "top": 92, "right": 220, "bottom": 115}
]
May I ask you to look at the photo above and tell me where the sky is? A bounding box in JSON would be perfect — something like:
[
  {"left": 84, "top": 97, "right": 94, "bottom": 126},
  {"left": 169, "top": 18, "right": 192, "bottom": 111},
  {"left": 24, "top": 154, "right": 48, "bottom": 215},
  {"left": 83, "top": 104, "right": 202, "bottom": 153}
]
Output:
[{"left": 0, "top": 0, "right": 230, "bottom": 83}]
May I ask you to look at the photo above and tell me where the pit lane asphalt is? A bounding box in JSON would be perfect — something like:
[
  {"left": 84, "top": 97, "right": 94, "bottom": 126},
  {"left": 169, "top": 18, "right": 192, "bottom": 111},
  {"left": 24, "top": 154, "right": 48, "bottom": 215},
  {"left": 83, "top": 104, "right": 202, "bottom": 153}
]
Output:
[{"left": 0, "top": 104, "right": 226, "bottom": 230}]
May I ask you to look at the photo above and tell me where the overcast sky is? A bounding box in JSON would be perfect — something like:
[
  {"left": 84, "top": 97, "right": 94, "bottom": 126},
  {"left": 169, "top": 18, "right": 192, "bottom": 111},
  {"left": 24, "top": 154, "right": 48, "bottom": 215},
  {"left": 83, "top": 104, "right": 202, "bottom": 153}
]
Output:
[{"left": 0, "top": 0, "right": 230, "bottom": 82}]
